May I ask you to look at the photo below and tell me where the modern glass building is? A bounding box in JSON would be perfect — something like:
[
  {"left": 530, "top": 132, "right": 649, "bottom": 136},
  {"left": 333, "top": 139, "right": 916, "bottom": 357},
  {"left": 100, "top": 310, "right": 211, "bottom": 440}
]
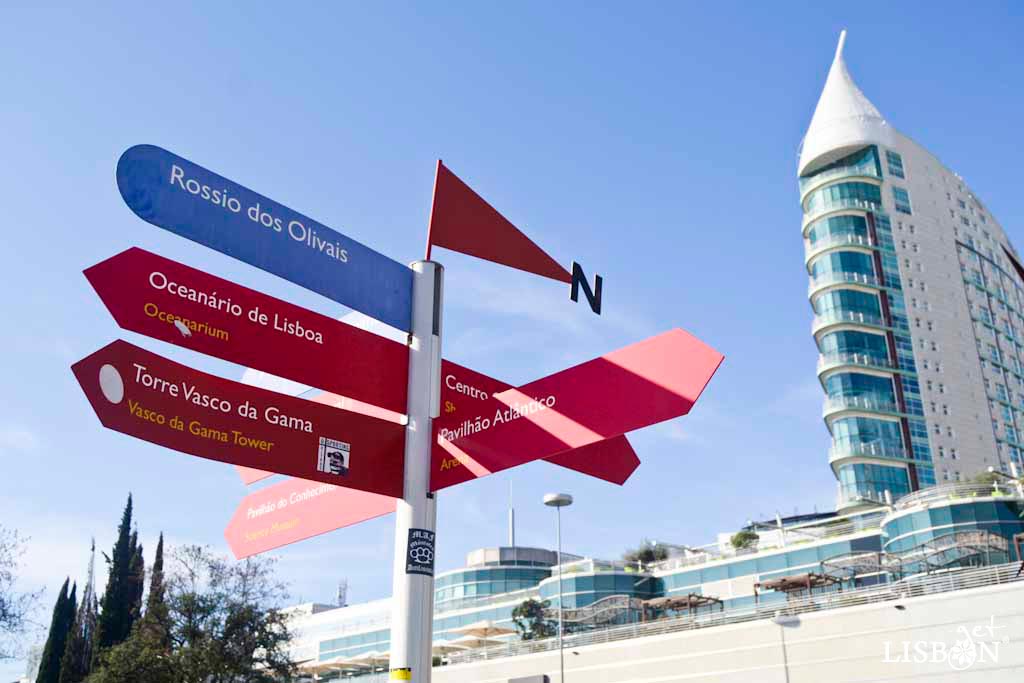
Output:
[
  {"left": 800, "top": 31, "right": 1024, "bottom": 510},
  {"left": 287, "top": 483, "right": 1024, "bottom": 674}
]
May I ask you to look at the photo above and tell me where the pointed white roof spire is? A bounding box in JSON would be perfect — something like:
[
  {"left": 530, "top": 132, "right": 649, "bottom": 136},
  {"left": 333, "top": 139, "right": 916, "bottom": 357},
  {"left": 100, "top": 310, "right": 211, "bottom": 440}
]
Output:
[{"left": 798, "top": 30, "right": 894, "bottom": 175}]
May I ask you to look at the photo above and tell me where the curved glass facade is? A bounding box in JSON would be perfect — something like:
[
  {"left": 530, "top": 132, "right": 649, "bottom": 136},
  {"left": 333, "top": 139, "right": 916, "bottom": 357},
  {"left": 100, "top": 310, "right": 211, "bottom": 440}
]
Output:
[
  {"left": 538, "top": 572, "right": 658, "bottom": 609},
  {"left": 804, "top": 181, "right": 883, "bottom": 215},
  {"left": 801, "top": 146, "right": 934, "bottom": 507},
  {"left": 807, "top": 214, "right": 871, "bottom": 245},
  {"left": 838, "top": 463, "right": 911, "bottom": 503},
  {"left": 882, "top": 498, "right": 1024, "bottom": 575},
  {"left": 819, "top": 330, "right": 889, "bottom": 361},
  {"left": 434, "top": 566, "right": 551, "bottom": 609},
  {"left": 813, "top": 289, "right": 883, "bottom": 318},
  {"left": 809, "top": 250, "right": 876, "bottom": 279}
]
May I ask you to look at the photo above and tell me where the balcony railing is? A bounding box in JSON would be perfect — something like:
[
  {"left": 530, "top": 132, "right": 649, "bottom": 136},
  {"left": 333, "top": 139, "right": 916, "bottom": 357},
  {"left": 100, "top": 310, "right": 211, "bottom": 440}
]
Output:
[
  {"left": 804, "top": 233, "right": 875, "bottom": 263},
  {"left": 802, "top": 197, "right": 882, "bottom": 229},
  {"left": 817, "top": 352, "right": 897, "bottom": 375},
  {"left": 808, "top": 271, "right": 881, "bottom": 296},
  {"left": 810, "top": 310, "right": 889, "bottom": 336},
  {"left": 823, "top": 394, "right": 901, "bottom": 418},
  {"left": 829, "top": 440, "right": 908, "bottom": 464},
  {"left": 892, "top": 482, "right": 1024, "bottom": 511},
  {"left": 444, "top": 563, "right": 1024, "bottom": 667},
  {"left": 798, "top": 164, "right": 882, "bottom": 198},
  {"left": 645, "top": 512, "right": 886, "bottom": 574}
]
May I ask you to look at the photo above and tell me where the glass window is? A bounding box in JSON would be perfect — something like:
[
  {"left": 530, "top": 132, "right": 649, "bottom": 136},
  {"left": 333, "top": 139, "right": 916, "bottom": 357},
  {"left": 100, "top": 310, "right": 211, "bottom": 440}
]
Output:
[
  {"left": 805, "top": 181, "right": 883, "bottom": 214},
  {"left": 806, "top": 214, "right": 870, "bottom": 245},
  {"left": 831, "top": 416, "right": 904, "bottom": 451},
  {"left": 885, "top": 150, "right": 905, "bottom": 178},
  {"left": 893, "top": 187, "right": 912, "bottom": 214},
  {"left": 825, "top": 372, "right": 895, "bottom": 402},
  {"left": 819, "top": 330, "right": 889, "bottom": 360},
  {"left": 813, "top": 289, "right": 882, "bottom": 318},
  {"left": 810, "top": 250, "right": 876, "bottom": 279}
]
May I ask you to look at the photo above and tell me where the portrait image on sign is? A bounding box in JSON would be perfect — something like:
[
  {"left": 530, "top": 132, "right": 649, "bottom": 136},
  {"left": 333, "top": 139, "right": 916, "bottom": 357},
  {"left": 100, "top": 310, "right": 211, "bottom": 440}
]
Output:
[{"left": 317, "top": 437, "right": 351, "bottom": 477}]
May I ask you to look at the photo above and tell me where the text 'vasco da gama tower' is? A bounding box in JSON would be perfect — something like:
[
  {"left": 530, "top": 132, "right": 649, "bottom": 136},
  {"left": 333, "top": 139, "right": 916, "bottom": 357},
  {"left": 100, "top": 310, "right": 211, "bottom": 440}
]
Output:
[{"left": 800, "top": 31, "right": 1024, "bottom": 510}]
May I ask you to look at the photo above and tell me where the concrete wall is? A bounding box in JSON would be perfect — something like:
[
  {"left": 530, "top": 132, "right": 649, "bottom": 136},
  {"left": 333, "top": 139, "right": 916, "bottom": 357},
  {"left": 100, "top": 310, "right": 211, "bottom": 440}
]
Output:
[{"left": 434, "top": 580, "right": 1024, "bottom": 682}]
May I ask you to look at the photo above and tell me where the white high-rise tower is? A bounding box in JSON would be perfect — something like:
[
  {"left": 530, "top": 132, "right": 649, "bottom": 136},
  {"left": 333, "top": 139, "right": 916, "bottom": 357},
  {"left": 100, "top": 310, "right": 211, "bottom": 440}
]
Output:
[{"left": 800, "top": 31, "right": 1024, "bottom": 509}]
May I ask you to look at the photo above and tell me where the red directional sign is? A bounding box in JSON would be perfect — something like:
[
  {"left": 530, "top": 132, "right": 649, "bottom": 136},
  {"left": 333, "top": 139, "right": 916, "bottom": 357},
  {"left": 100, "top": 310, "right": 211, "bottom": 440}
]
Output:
[
  {"left": 225, "top": 476, "right": 395, "bottom": 559},
  {"left": 433, "top": 360, "right": 640, "bottom": 489},
  {"left": 71, "top": 340, "right": 405, "bottom": 497},
  {"left": 433, "top": 329, "right": 722, "bottom": 486},
  {"left": 85, "top": 248, "right": 409, "bottom": 413},
  {"left": 235, "top": 361, "right": 642, "bottom": 490}
]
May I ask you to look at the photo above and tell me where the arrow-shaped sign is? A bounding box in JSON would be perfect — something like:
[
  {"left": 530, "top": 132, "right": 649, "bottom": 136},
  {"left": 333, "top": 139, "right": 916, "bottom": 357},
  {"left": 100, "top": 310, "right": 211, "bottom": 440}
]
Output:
[
  {"left": 433, "top": 359, "right": 641, "bottom": 489},
  {"left": 234, "top": 359, "right": 643, "bottom": 490},
  {"left": 71, "top": 340, "right": 405, "bottom": 497},
  {"left": 116, "top": 145, "right": 413, "bottom": 331},
  {"left": 85, "top": 248, "right": 410, "bottom": 414},
  {"left": 225, "top": 476, "right": 395, "bottom": 559},
  {"left": 434, "top": 329, "right": 722, "bottom": 484}
]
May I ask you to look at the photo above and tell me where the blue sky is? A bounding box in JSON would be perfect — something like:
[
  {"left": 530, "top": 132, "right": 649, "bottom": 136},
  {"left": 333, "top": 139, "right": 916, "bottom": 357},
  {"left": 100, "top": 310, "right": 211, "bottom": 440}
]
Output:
[{"left": 1, "top": 1, "right": 1022, "bottom": 676}]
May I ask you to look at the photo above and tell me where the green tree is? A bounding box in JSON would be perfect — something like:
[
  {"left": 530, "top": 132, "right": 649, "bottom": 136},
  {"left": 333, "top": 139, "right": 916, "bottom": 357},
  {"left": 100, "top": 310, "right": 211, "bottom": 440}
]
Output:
[
  {"left": 972, "top": 470, "right": 1003, "bottom": 485},
  {"left": 95, "top": 495, "right": 136, "bottom": 659},
  {"left": 512, "top": 599, "right": 555, "bottom": 641},
  {"left": 139, "top": 534, "right": 169, "bottom": 649},
  {"left": 59, "top": 542, "right": 99, "bottom": 683},
  {"left": 87, "top": 545, "right": 295, "bottom": 683},
  {"left": 622, "top": 539, "right": 669, "bottom": 565},
  {"left": 38, "top": 580, "right": 77, "bottom": 683},
  {"left": 126, "top": 537, "right": 145, "bottom": 629},
  {"left": 1, "top": 525, "right": 39, "bottom": 660},
  {"left": 730, "top": 530, "right": 760, "bottom": 550},
  {"left": 83, "top": 625, "right": 175, "bottom": 683}
]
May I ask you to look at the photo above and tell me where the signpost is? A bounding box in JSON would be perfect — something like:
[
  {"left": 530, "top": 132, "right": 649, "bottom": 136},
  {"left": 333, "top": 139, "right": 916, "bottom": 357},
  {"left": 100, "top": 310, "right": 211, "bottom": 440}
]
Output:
[
  {"left": 86, "top": 247, "right": 409, "bottom": 413},
  {"left": 72, "top": 339, "right": 405, "bottom": 497},
  {"left": 116, "top": 145, "right": 413, "bottom": 331},
  {"left": 74, "top": 144, "right": 725, "bottom": 683}
]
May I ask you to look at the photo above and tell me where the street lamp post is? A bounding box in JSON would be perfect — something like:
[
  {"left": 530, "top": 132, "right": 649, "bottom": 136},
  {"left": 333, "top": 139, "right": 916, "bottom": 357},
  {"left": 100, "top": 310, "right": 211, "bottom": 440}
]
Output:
[{"left": 544, "top": 492, "right": 573, "bottom": 683}]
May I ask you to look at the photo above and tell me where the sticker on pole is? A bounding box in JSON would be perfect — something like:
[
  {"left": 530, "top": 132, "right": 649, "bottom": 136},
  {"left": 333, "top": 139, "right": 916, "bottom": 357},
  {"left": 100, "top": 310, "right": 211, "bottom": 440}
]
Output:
[{"left": 406, "top": 529, "right": 436, "bottom": 576}]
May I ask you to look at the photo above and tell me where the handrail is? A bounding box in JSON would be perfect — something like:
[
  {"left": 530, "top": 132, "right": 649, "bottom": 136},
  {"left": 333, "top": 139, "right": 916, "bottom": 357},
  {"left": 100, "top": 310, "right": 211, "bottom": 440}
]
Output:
[
  {"left": 823, "top": 394, "right": 901, "bottom": 417},
  {"left": 802, "top": 197, "right": 883, "bottom": 230},
  {"left": 891, "top": 482, "right": 1023, "bottom": 511},
  {"left": 817, "top": 352, "right": 897, "bottom": 373},
  {"left": 805, "top": 233, "right": 875, "bottom": 263},
  {"left": 808, "top": 270, "right": 881, "bottom": 296},
  {"left": 811, "top": 310, "right": 889, "bottom": 335},
  {"left": 798, "top": 165, "right": 882, "bottom": 197},
  {"left": 829, "top": 440, "right": 907, "bottom": 463},
  {"left": 444, "top": 563, "right": 1024, "bottom": 667}
]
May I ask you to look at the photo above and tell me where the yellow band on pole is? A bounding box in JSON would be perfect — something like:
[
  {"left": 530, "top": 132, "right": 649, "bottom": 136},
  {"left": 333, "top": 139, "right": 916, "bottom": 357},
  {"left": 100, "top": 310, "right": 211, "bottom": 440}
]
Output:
[{"left": 390, "top": 669, "right": 412, "bottom": 681}]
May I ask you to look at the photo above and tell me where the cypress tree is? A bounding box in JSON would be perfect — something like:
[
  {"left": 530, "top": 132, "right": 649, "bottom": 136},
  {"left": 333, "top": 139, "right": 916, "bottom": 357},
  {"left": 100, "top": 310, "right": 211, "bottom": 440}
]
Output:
[
  {"left": 60, "top": 543, "right": 99, "bottom": 683},
  {"left": 37, "top": 580, "right": 76, "bottom": 683},
  {"left": 126, "top": 539, "right": 145, "bottom": 629},
  {"left": 94, "top": 495, "right": 135, "bottom": 657},
  {"left": 142, "top": 533, "right": 169, "bottom": 648}
]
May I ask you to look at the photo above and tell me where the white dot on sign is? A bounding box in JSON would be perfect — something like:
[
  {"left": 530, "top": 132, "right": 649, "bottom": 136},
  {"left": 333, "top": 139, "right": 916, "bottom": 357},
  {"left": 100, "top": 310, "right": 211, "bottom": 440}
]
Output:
[{"left": 99, "top": 364, "right": 124, "bottom": 404}]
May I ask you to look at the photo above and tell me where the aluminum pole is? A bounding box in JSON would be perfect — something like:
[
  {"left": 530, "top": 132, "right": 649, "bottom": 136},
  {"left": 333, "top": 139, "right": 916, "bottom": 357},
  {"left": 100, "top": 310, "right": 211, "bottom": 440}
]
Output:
[
  {"left": 556, "top": 505, "right": 564, "bottom": 683},
  {"left": 389, "top": 261, "right": 443, "bottom": 683}
]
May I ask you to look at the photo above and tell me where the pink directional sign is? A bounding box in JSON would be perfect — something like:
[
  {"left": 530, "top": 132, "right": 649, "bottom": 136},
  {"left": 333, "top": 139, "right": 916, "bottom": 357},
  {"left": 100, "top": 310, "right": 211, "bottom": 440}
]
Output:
[
  {"left": 72, "top": 340, "right": 406, "bottom": 497},
  {"left": 432, "top": 360, "right": 637, "bottom": 489},
  {"left": 433, "top": 329, "right": 722, "bottom": 488},
  {"left": 225, "top": 477, "right": 395, "bottom": 559},
  {"left": 85, "top": 248, "right": 409, "bottom": 413}
]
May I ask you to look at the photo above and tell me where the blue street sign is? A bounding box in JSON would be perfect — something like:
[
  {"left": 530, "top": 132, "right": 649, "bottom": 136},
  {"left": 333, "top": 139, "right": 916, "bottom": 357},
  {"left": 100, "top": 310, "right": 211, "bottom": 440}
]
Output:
[{"left": 116, "top": 144, "right": 413, "bottom": 331}]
